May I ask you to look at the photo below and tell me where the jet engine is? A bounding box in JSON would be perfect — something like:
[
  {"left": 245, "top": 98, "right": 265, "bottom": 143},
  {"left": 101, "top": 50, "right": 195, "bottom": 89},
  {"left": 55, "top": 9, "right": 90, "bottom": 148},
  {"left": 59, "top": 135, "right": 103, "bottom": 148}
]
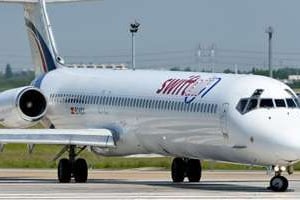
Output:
[{"left": 0, "top": 86, "right": 47, "bottom": 128}]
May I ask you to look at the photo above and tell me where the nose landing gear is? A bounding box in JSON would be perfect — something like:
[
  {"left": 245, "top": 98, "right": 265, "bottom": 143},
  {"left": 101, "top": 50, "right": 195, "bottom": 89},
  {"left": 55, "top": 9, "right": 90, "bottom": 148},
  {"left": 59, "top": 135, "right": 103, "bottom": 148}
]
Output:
[{"left": 268, "top": 165, "right": 291, "bottom": 192}]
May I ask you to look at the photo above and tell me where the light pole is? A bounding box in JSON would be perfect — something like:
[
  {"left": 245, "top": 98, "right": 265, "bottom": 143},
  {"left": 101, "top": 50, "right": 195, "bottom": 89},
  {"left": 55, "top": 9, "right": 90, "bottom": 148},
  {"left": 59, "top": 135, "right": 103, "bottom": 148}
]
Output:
[
  {"left": 210, "top": 44, "right": 216, "bottom": 73},
  {"left": 265, "top": 26, "right": 274, "bottom": 78},
  {"left": 196, "top": 44, "right": 202, "bottom": 71},
  {"left": 130, "top": 21, "right": 140, "bottom": 70}
]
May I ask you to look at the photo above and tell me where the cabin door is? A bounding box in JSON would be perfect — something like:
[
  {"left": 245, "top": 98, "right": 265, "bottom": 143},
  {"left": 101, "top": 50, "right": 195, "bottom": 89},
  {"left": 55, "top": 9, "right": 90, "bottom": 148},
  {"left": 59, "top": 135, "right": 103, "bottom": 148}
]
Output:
[{"left": 220, "top": 103, "right": 229, "bottom": 140}]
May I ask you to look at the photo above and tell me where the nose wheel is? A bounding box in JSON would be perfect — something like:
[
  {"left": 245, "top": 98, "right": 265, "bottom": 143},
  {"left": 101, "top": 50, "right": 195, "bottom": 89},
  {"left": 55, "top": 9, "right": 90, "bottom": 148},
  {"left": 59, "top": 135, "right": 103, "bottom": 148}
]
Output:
[{"left": 269, "top": 175, "right": 289, "bottom": 192}]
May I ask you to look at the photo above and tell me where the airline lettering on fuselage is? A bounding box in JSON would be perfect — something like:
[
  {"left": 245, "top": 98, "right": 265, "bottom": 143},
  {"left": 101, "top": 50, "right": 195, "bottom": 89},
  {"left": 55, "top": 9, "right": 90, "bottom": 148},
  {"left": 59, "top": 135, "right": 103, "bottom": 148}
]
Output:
[{"left": 156, "top": 75, "right": 221, "bottom": 103}]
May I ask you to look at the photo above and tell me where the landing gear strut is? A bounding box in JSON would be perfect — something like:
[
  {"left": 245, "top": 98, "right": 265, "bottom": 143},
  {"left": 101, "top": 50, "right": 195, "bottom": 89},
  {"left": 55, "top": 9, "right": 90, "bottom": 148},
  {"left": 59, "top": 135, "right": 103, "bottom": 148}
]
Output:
[
  {"left": 269, "top": 165, "right": 289, "bottom": 192},
  {"left": 171, "top": 157, "right": 201, "bottom": 183},
  {"left": 57, "top": 145, "right": 88, "bottom": 183}
]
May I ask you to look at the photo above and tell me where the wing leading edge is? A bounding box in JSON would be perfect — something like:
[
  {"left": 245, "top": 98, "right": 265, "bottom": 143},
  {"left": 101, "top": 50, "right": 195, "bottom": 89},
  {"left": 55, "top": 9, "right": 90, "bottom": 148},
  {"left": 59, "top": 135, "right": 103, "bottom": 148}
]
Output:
[{"left": 0, "top": 129, "right": 115, "bottom": 147}]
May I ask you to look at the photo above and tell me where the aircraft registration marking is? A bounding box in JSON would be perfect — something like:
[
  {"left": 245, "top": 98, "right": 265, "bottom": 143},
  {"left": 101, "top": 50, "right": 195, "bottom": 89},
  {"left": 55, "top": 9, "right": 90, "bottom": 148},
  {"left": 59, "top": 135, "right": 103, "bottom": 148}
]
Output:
[{"left": 70, "top": 107, "right": 85, "bottom": 115}]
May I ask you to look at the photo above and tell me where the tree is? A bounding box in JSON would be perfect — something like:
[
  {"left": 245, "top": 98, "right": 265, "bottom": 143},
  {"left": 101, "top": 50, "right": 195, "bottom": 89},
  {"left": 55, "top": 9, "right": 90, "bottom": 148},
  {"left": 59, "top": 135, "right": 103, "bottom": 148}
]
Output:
[
  {"left": 183, "top": 67, "right": 192, "bottom": 72},
  {"left": 223, "top": 69, "right": 234, "bottom": 74},
  {"left": 170, "top": 67, "right": 181, "bottom": 71},
  {"left": 4, "top": 63, "right": 13, "bottom": 79}
]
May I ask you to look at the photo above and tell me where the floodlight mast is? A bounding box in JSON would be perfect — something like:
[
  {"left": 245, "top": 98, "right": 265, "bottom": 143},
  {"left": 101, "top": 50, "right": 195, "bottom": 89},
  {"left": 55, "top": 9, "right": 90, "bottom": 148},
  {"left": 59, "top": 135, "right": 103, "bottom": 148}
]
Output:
[
  {"left": 265, "top": 26, "right": 274, "bottom": 78},
  {"left": 130, "top": 21, "right": 140, "bottom": 70}
]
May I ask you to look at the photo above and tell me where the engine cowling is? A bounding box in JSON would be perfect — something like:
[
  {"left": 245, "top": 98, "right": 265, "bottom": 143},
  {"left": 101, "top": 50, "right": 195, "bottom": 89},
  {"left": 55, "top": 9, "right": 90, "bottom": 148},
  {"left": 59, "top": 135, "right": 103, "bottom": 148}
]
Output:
[{"left": 0, "top": 86, "right": 47, "bottom": 128}]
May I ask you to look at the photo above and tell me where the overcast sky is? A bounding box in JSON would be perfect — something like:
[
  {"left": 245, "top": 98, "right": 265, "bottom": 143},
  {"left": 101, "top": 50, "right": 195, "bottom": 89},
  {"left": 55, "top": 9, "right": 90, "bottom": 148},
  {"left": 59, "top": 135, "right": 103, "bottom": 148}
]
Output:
[{"left": 0, "top": 0, "right": 300, "bottom": 71}]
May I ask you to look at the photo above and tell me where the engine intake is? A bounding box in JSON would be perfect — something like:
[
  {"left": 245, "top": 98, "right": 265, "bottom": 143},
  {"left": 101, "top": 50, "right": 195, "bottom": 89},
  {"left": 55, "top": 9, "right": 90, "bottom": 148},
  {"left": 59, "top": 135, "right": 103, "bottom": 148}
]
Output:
[
  {"left": 18, "top": 88, "right": 47, "bottom": 120},
  {"left": 0, "top": 86, "right": 48, "bottom": 128}
]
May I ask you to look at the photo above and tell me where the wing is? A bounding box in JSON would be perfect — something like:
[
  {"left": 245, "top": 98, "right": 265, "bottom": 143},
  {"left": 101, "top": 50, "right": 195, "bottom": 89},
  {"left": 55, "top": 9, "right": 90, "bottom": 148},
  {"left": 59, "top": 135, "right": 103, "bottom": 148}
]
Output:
[{"left": 0, "top": 129, "right": 115, "bottom": 147}]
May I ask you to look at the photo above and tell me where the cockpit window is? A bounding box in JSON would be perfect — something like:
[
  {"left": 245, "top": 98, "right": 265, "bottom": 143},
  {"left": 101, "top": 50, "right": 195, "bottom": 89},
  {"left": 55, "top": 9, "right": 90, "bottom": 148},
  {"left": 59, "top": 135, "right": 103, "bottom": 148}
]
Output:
[
  {"left": 286, "top": 98, "right": 297, "bottom": 108},
  {"left": 260, "top": 99, "right": 274, "bottom": 108},
  {"left": 251, "top": 89, "right": 264, "bottom": 97},
  {"left": 294, "top": 98, "right": 300, "bottom": 107},
  {"left": 236, "top": 89, "right": 300, "bottom": 114},
  {"left": 245, "top": 99, "right": 258, "bottom": 112},
  {"left": 236, "top": 98, "right": 248, "bottom": 113},
  {"left": 275, "top": 99, "right": 286, "bottom": 107},
  {"left": 285, "top": 89, "right": 300, "bottom": 107}
]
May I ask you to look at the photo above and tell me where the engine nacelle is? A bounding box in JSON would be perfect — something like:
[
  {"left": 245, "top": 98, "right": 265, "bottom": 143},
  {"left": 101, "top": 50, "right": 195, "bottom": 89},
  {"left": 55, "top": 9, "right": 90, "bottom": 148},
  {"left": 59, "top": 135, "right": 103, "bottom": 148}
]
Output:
[{"left": 0, "top": 86, "right": 47, "bottom": 128}]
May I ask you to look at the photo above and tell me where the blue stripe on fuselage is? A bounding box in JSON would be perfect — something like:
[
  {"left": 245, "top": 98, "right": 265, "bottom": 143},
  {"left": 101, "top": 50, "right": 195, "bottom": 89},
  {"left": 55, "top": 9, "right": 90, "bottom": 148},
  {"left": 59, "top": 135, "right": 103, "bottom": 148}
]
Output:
[
  {"left": 25, "top": 18, "right": 57, "bottom": 72},
  {"left": 31, "top": 74, "right": 46, "bottom": 88}
]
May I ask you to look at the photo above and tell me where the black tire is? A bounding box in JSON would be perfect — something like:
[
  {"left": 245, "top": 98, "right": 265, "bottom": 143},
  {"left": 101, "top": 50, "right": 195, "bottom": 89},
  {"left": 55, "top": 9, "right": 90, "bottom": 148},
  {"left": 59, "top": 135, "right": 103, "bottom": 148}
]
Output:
[
  {"left": 187, "top": 159, "right": 201, "bottom": 182},
  {"left": 73, "top": 158, "right": 88, "bottom": 183},
  {"left": 58, "top": 158, "right": 71, "bottom": 183},
  {"left": 270, "top": 176, "right": 289, "bottom": 192},
  {"left": 171, "top": 158, "right": 186, "bottom": 182}
]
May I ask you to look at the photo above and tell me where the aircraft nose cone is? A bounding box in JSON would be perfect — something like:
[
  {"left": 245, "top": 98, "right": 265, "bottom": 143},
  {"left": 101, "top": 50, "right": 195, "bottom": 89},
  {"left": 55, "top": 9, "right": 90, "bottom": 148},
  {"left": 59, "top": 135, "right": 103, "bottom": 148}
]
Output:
[
  {"left": 268, "top": 122, "right": 300, "bottom": 159},
  {"left": 239, "top": 111, "right": 300, "bottom": 161}
]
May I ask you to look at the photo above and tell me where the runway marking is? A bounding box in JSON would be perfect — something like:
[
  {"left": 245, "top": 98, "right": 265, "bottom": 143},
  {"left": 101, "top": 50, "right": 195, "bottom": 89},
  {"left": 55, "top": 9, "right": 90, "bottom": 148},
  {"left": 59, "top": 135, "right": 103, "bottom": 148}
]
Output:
[
  {"left": 0, "top": 170, "right": 300, "bottom": 199},
  {"left": 0, "top": 193, "right": 300, "bottom": 200}
]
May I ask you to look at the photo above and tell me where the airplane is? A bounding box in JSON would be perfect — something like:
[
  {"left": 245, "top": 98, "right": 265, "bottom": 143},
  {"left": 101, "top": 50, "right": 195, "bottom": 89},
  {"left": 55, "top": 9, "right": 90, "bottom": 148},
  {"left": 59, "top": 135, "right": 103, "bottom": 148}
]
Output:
[{"left": 0, "top": 0, "right": 299, "bottom": 192}]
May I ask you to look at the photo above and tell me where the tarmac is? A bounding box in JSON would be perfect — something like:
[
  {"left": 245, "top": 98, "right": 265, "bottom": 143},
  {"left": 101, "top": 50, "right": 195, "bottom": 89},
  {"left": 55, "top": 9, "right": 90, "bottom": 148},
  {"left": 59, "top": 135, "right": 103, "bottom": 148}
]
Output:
[{"left": 0, "top": 169, "right": 300, "bottom": 199}]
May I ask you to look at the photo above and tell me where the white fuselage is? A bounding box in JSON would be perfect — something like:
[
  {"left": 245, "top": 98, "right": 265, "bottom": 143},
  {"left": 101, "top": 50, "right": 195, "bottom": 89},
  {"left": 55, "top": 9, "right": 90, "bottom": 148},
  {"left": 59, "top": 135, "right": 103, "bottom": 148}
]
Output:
[{"left": 36, "top": 67, "right": 300, "bottom": 167}]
